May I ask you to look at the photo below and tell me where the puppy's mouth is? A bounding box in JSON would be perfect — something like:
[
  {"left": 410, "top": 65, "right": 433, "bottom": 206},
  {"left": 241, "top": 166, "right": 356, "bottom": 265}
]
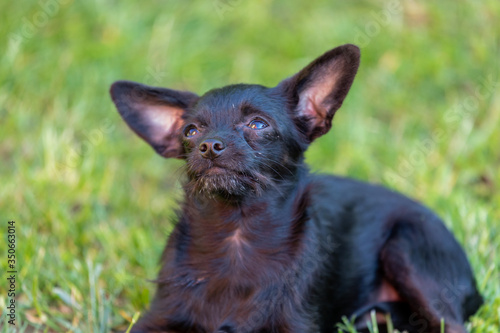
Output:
[
  {"left": 202, "top": 166, "right": 227, "bottom": 175},
  {"left": 186, "top": 164, "right": 266, "bottom": 198}
]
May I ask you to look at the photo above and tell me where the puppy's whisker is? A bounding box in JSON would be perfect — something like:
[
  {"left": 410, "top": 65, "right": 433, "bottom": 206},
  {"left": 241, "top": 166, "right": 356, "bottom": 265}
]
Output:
[{"left": 257, "top": 156, "right": 296, "bottom": 176}]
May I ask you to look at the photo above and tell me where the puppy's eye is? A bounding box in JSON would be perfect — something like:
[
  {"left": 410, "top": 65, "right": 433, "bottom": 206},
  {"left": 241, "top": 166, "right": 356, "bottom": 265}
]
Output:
[
  {"left": 184, "top": 126, "right": 199, "bottom": 138},
  {"left": 247, "top": 119, "right": 268, "bottom": 130}
]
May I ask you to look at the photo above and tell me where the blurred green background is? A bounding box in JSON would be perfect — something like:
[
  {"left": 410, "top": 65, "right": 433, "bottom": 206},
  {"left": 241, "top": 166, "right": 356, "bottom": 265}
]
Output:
[{"left": 1, "top": 0, "right": 499, "bottom": 332}]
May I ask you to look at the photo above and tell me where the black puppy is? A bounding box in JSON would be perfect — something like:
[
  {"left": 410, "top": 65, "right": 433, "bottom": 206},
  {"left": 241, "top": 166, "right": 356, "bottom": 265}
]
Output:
[{"left": 110, "top": 44, "right": 482, "bottom": 333}]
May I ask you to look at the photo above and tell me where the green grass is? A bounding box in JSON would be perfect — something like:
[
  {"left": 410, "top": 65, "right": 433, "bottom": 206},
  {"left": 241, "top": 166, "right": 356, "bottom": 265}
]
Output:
[{"left": 1, "top": 0, "right": 499, "bottom": 332}]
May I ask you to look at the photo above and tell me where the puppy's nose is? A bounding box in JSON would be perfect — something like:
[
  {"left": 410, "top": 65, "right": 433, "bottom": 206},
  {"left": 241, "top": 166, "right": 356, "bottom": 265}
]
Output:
[{"left": 199, "top": 138, "right": 226, "bottom": 159}]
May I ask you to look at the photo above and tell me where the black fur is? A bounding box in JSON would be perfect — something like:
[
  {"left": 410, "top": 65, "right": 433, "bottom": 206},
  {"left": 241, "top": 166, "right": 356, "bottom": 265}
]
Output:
[{"left": 110, "top": 44, "right": 482, "bottom": 333}]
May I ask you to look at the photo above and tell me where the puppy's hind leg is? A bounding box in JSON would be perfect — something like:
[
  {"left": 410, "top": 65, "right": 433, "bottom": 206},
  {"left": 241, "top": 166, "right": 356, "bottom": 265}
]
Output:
[{"left": 378, "top": 216, "right": 482, "bottom": 333}]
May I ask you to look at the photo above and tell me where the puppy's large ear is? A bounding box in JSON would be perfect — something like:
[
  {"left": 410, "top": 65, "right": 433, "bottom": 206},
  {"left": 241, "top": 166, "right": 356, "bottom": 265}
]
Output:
[
  {"left": 276, "top": 44, "right": 360, "bottom": 142},
  {"left": 110, "top": 80, "right": 198, "bottom": 158}
]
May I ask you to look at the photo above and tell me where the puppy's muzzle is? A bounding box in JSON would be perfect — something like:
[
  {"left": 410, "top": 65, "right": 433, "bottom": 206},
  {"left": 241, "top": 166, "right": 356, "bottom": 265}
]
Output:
[{"left": 199, "top": 138, "right": 226, "bottom": 159}]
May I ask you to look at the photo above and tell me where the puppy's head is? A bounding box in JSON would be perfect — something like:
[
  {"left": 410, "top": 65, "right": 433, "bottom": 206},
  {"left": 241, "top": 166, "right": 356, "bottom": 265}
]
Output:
[{"left": 110, "top": 44, "right": 360, "bottom": 199}]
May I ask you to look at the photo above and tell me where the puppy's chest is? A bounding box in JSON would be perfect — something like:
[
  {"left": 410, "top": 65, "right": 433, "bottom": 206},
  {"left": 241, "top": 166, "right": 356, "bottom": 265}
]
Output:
[
  {"left": 184, "top": 227, "right": 292, "bottom": 285},
  {"left": 164, "top": 227, "right": 307, "bottom": 329},
  {"left": 169, "top": 259, "right": 305, "bottom": 333}
]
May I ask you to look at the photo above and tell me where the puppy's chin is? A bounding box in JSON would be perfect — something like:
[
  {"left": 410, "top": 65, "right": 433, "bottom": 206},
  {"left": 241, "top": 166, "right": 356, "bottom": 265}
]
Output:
[{"left": 186, "top": 167, "right": 266, "bottom": 199}]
